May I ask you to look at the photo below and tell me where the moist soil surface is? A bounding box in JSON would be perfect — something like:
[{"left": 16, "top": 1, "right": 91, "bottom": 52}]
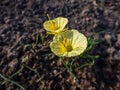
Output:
[{"left": 0, "top": 0, "right": 120, "bottom": 90}]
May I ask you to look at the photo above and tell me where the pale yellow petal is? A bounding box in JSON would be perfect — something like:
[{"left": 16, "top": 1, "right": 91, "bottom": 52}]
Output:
[
  {"left": 71, "top": 29, "right": 87, "bottom": 53},
  {"left": 55, "top": 17, "right": 68, "bottom": 30},
  {"left": 50, "top": 41, "right": 66, "bottom": 57},
  {"left": 43, "top": 20, "right": 53, "bottom": 31},
  {"left": 53, "top": 30, "right": 73, "bottom": 42},
  {"left": 63, "top": 50, "right": 81, "bottom": 57}
]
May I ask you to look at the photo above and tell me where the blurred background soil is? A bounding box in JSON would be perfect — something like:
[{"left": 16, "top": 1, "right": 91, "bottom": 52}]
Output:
[{"left": 0, "top": 0, "right": 120, "bottom": 90}]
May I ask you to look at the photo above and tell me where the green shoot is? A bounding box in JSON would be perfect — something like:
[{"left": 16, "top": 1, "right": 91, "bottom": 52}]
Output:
[
  {"left": 85, "top": 36, "right": 95, "bottom": 52},
  {"left": 40, "top": 33, "right": 45, "bottom": 45},
  {"left": 100, "top": 83, "right": 102, "bottom": 90},
  {"left": 23, "top": 64, "right": 41, "bottom": 80},
  {"left": 2, "top": 66, "right": 24, "bottom": 85},
  {"left": 33, "top": 33, "right": 39, "bottom": 48},
  {"left": 35, "top": 33, "right": 39, "bottom": 46},
  {"left": 77, "top": 63, "right": 92, "bottom": 69},
  {"left": 0, "top": 74, "right": 25, "bottom": 90},
  {"left": 47, "top": 14, "right": 51, "bottom": 20},
  {"left": 61, "top": 58, "right": 78, "bottom": 83},
  {"left": 69, "top": 58, "right": 76, "bottom": 72},
  {"left": 78, "top": 35, "right": 99, "bottom": 69}
]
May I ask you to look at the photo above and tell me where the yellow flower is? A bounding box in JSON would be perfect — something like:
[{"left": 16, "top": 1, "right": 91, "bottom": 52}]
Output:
[
  {"left": 50, "top": 30, "right": 88, "bottom": 57},
  {"left": 43, "top": 17, "right": 68, "bottom": 34}
]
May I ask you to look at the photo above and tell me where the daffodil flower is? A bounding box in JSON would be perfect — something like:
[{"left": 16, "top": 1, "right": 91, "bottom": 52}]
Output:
[
  {"left": 43, "top": 17, "right": 68, "bottom": 34},
  {"left": 50, "top": 30, "right": 88, "bottom": 57}
]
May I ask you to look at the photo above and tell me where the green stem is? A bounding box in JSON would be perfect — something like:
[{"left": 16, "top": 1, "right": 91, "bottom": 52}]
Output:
[
  {"left": 61, "top": 59, "right": 77, "bottom": 81},
  {"left": 2, "top": 67, "right": 23, "bottom": 85},
  {"left": 0, "top": 74, "right": 25, "bottom": 90},
  {"left": 47, "top": 14, "right": 54, "bottom": 29},
  {"left": 70, "top": 58, "right": 76, "bottom": 71},
  {"left": 23, "top": 64, "right": 40, "bottom": 79},
  {"left": 86, "top": 54, "right": 95, "bottom": 65},
  {"left": 47, "top": 14, "right": 51, "bottom": 20},
  {"left": 78, "top": 54, "right": 97, "bottom": 69},
  {"left": 35, "top": 34, "right": 39, "bottom": 46},
  {"left": 77, "top": 63, "right": 92, "bottom": 70}
]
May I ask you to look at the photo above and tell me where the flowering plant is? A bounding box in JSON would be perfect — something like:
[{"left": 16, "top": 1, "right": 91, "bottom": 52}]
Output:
[{"left": 43, "top": 16, "right": 98, "bottom": 84}]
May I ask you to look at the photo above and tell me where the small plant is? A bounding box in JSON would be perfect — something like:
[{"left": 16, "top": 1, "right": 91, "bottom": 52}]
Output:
[{"left": 43, "top": 16, "right": 98, "bottom": 84}]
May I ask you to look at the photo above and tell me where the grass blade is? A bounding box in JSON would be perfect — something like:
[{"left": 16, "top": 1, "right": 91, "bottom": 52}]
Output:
[
  {"left": 61, "top": 59, "right": 77, "bottom": 81},
  {"left": 0, "top": 74, "right": 25, "bottom": 90},
  {"left": 2, "top": 67, "right": 23, "bottom": 85},
  {"left": 23, "top": 64, "right": 40, "bottom": 79}
]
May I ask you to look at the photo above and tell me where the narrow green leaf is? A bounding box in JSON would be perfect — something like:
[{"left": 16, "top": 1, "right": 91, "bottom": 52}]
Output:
[{"left": 0, "top": 74, "right": 25, "bottom": 90}]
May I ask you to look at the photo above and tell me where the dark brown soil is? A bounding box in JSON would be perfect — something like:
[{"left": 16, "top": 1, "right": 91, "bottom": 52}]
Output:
[{"left": 0, "top": 0, "right": 120, "bottom": 90}]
